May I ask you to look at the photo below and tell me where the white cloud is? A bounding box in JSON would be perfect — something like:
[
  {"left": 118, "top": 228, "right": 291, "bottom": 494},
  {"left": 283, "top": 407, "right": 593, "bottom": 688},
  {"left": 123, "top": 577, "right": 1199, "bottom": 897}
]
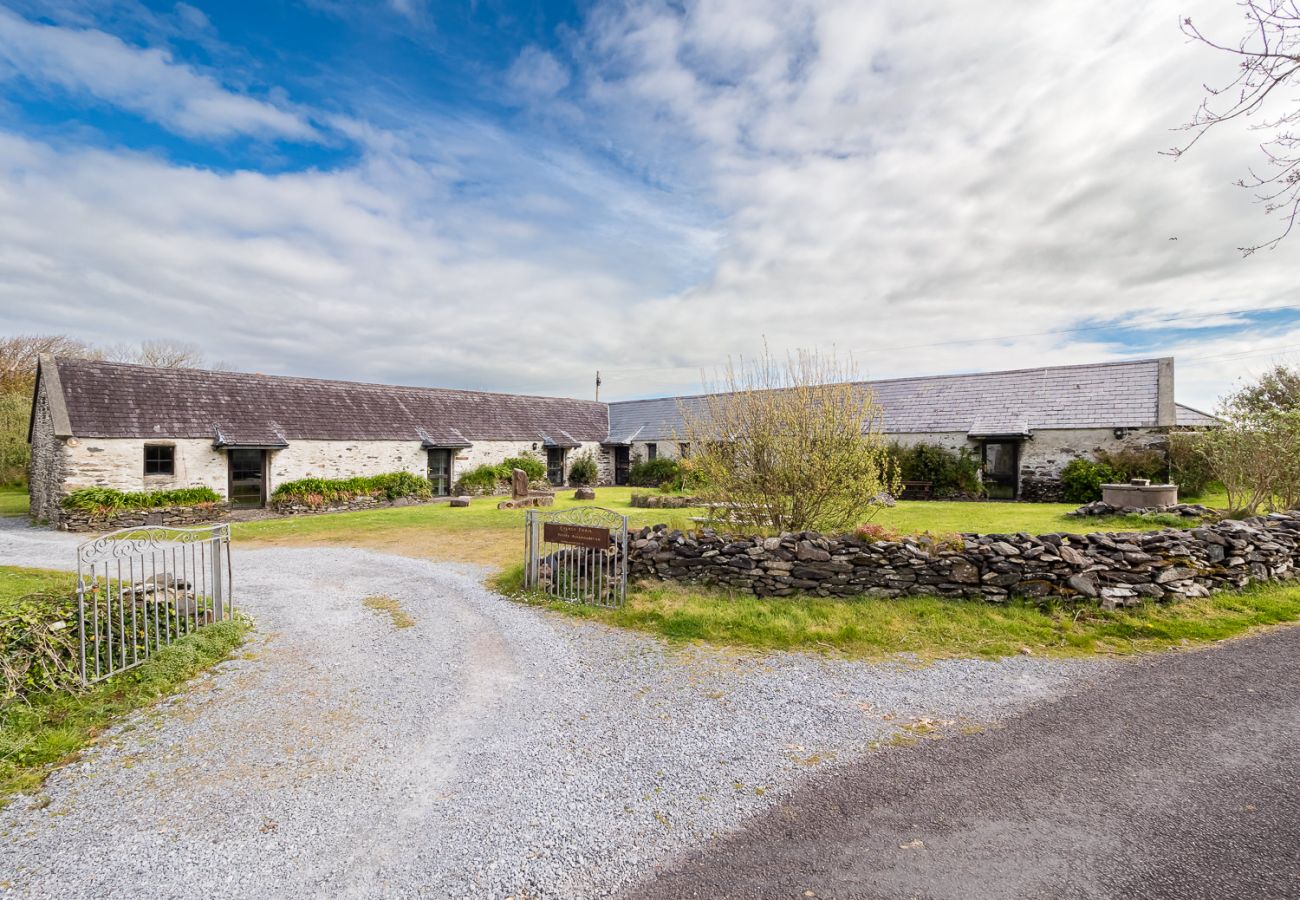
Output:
[
  {"left": 1, "top": 0, "right": 1298, "bottom": 411},
  {"left": 0, "top": 7, "right": 316, "bottom": 140},
  {"left": 507, "top": 46, "right": 571, "bottom": 100}
]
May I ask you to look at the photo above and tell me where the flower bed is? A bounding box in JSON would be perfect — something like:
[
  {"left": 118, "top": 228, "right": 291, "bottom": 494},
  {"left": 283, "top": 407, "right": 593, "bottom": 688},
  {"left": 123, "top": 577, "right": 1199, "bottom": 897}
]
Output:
[{"left": 270, "top": 472, "right": 431, "bottom": 509}]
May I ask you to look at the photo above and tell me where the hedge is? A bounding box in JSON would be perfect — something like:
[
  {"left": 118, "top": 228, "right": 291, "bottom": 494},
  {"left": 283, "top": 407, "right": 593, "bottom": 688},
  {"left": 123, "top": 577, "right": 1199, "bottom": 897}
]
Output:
[
  {"left": 455, "top": 454, "right": 548, "bottom": 493},
  {"left": 61, "top": 486, "right": 221, "bottom": 513},
  {"left": 271, "top": 472, "right": 432, "bottom": 506},
  {"left": 628, "top": 457, "right": 681, "bottom": 488},
  {"left": 886, "top": 443, "right": 984, "bottom": 498}
]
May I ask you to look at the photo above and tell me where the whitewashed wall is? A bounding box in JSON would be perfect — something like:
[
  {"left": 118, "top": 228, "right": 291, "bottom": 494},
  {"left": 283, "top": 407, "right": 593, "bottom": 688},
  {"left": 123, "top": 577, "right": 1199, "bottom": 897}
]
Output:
[{"left": 60, "top": 438, "right": 228, "bottom": 496}]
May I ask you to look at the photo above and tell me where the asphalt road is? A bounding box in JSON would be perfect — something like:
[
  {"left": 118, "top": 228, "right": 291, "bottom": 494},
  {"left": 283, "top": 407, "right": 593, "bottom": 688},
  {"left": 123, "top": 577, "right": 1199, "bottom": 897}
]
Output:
[{"left": 634, "top": 627, "right": 1300, "bottom": 900}]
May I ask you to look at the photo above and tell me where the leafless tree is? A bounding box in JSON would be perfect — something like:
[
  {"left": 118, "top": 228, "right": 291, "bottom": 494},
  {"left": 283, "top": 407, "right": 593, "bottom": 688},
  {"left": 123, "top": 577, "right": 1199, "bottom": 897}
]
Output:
[
  {"left": 102, "top": 339, "right": 215, "bottom": 369},
  {"left": 1167, "top": 1, "right": 1300, "bottom": 254},
  {"left": 0, "top": 334, "right": 95, "bottom": 392}
]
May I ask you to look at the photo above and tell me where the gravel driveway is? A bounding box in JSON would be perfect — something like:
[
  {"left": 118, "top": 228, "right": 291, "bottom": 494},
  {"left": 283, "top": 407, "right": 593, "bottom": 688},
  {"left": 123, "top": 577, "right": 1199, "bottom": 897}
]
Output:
[{"left": 0, "top": 519, "right": 1104, "bottom": 898}]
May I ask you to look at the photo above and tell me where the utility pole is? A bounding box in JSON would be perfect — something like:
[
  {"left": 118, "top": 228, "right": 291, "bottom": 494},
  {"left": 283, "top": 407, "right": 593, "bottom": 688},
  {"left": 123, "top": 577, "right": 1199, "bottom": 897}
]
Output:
[{"left": 595, "top": 370, "right": 602, "bottom": 402}]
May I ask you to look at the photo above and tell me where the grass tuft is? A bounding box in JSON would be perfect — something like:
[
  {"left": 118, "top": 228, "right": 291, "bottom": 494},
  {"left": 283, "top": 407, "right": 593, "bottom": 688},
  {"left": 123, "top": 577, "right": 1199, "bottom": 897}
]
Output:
[{"left": 362, "top": 595, "right": 415, "bottom": 629}]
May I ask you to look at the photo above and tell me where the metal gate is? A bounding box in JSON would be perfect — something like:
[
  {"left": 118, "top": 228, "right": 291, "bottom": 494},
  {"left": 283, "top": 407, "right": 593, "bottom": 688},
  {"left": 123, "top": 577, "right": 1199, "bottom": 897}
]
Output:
[
  {"left": 524, "top": 506, "right": 628, "bottom": 607},
  {"left": 75, "top": 523, "right": 234, "bottom": 684}
]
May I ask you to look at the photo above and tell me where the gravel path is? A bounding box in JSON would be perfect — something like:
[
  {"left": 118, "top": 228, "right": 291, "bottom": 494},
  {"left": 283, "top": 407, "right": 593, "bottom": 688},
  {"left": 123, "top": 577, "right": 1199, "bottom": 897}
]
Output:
[{"left": 0, "top": 519, "right": 1106, "bottom": 898}]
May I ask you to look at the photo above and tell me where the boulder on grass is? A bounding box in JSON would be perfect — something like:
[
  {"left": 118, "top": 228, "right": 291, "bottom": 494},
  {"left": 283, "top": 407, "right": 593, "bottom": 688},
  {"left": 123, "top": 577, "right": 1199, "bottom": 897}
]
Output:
[
  {"left": 449, "top": 496, "right": 471, "bottom": 508},
  {"left": 574, "top": 488, "right": 596, "bottom": 500}
]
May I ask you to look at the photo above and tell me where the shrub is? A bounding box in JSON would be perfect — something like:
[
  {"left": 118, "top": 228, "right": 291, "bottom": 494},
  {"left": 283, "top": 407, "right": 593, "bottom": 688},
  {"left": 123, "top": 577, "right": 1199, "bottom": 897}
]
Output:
[
  {"left": 61, "top": 485, "right": 221, "bottom": 513},
  {"left": 456, "top": 464, "right": 505, "bottom": 495},
  {"left": 500, "top": 455, "right": 545, "bottom": 482},
  {"left": 628, "top": 457, "right": 681, "bottom": 488},
  {"left": 1059, "top": 458, "right": 1118, "bottom": 504},
  {"left": 1167, "top": 432, "right": 1215, "bottom": 498},
  {"left": 568, "top": 451, "right": 598, "bottom": 486},
  {"left": 0, "top": 590, "right": 81, "bottom": 703},
  {"left": 1096, "top": 447, "right": 1167, "bottom": 483},
  {"left": 887, "top": 442, "right": 985, "bottom": 498},
  {"left": 680, "top": 348, "right": 898, "bottom": 533},
  {"left": 271, "top": 472, "right": 431, "bottom": 507}
]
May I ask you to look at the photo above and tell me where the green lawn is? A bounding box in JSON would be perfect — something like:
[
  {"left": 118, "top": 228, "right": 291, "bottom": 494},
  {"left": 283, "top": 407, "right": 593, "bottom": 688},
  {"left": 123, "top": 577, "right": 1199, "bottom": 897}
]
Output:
[
  {"left": 496, "top": 569, "right": 1300, "bottom": 661},
  {"left": 0, "top": 565, "right": 248, "bottom": 804},
  {"left": 0, "top": 485, "right": 28, "bottom": 517},
  {"left": 234, "top": 486, "right": 1226, "bottom": 567}
]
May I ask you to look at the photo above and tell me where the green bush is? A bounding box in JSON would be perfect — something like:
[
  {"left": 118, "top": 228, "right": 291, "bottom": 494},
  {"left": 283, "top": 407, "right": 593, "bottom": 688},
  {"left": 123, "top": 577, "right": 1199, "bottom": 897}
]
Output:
[
  {"left": 628, "top": 457, "right": 681, "bottom": 488},
  {"left": 61, "top": 486, "right": 221, "bottom": 513},
  {"left": 1167, "top": 433, "right": 1215, "bottom": 498},
  {"left": 500, "top": 455, "right": 546, "bottom": 482},
  {"left": 271, "top": 472, "right": 432, "bottom": 506},
  {"left": 887, "top": 443, "right": 984, "bottom": 498},
  {"left": 568, "top": 451, "right": 598, "bottom": 486},
  {"left": 1096, "top": 447, "right": 1167, "bottom": 483},
  {"left": 1059, "top": 458, "right": 1119, "bottom": 503},
  {"left": 456, "top": 464, "right": 506, "bottom": 495}
]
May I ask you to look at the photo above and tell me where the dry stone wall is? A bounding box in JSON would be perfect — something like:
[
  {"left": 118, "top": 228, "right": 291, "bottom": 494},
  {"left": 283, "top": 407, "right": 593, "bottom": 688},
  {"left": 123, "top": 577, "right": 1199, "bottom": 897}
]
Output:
[
  {"left": 60, "top": 504, "right": 229, "bottom": 533},
  {"left": 628, "top": 513, "right": 1300, "bottom": 607}
]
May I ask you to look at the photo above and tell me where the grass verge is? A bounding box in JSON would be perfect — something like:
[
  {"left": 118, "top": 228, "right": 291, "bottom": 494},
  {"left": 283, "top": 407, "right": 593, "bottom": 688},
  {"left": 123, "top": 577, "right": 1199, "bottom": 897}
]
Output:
[
  {"left": 0, "top": 565, "right": 249, "bottom": 805},
  {"left": 494, "top": 564, "right": 1300, "bottom": 661},
  {"left": 0, "top": 486, "right": 29, "bottom": 517}
]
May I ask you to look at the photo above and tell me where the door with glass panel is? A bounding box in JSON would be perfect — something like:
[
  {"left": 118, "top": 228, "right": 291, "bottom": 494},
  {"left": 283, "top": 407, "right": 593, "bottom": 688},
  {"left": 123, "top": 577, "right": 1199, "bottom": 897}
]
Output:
[
  {"left": 428, "top": 449, "right": 453, "bottom": 496},
  {"left": 227, "top": 449, "right": 266, "bottom": 508}
]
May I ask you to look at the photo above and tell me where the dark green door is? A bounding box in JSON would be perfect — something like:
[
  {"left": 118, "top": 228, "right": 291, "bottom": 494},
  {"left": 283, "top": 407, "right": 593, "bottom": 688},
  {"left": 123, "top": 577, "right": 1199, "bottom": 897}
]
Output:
[
  {"left": 982, "top": 440, "right": 1020, "bottom": 500},
  {"left": 428, "top": 449, "right": 452, "bottom": 496},
  {"left": 228, "top": 449, "right": 266, "bottom": 508}
]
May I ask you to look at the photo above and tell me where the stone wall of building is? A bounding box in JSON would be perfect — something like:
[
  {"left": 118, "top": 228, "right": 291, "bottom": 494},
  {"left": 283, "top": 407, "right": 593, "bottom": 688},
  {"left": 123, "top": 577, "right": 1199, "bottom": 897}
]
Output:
[
  {"left": 59, "top": 437, "right": 229, "bottom": 498},
  {"left": 27, "top": 382, "right": 65, "bottom": 523},
  {"left": 627, "top": 513, "right": 1300, "bottom": 606}
]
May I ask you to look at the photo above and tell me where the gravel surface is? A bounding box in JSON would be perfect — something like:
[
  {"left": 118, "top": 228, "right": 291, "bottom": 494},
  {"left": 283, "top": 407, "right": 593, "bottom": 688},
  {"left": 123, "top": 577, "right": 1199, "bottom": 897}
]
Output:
[
  {"left": 0, "top": 519, "right": 1106, "bottom": 898},
  {"left": 637, "top": 627, "right": 1300, "bottom": 900}
]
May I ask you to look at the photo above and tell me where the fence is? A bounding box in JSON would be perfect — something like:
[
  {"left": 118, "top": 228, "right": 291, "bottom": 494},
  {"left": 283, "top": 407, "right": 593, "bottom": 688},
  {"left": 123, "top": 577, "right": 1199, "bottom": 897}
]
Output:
[
  {"left": 524, "top": 506, "right": 628, "bottom": 607},
  {"left": 75, "top": 523, "right": 234, "bottom": 684}
]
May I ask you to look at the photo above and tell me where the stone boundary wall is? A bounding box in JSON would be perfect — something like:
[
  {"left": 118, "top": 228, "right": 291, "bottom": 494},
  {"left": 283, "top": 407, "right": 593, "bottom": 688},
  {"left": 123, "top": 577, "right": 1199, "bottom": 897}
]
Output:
[
  {"left": 627, "top": 513, "right": 1300, "bottom": 607},
  {"left": 629, "top": 494, "right": 700, "bottom": 509},
  {"left": 270, "top": 494, "right": 446, "bottom": 516},
  {"left": 60, "top": 503, "right": 229, "bottom": 533}
]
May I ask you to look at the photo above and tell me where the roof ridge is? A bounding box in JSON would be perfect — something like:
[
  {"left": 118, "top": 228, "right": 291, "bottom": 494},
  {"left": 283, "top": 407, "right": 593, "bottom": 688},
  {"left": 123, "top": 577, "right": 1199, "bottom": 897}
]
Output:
[
  {"left": 607, "top": 357, "right": 1169, "bottom": 406},
  {"left": 53, "top": 356, "right": 604, "bottom": 407}
]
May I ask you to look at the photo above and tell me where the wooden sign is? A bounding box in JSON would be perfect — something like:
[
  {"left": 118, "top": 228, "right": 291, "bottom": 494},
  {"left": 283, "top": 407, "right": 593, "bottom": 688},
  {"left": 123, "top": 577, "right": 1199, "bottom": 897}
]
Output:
[{"left": 543, "top": 522, "right": 610, "bottom": 549}]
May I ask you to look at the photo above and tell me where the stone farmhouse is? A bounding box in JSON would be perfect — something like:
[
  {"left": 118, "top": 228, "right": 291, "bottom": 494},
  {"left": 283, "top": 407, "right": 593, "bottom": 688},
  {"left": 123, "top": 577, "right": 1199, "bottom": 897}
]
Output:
[{"left": 28, "top": 354, "right": 1214, "bottom": 522}]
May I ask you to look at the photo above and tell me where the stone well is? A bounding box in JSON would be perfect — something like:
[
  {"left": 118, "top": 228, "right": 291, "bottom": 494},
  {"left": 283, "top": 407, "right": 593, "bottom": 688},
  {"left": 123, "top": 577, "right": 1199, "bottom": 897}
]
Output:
[{"left": 1100, "top": 478, "right": 1178, "bottom": 510}]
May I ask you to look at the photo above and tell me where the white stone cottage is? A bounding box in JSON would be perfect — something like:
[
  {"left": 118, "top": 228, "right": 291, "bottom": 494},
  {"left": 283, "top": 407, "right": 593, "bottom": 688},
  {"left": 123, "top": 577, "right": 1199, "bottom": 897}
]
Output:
[
  {"left": 28, "top": 354, "right": 1210, "bottom": 522},
  {"left": 607, "top": 357, "right": 1211, "bottom": 501}
]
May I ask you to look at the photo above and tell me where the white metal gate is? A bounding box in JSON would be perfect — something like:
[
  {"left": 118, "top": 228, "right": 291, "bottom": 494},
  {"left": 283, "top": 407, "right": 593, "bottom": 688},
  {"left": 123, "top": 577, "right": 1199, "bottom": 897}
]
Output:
[
  {"left": 75, "top": 523, "right": 234, "bottom": 684},
  {"left": 524, "top": 506, "right": 628, "bottom": 607}
]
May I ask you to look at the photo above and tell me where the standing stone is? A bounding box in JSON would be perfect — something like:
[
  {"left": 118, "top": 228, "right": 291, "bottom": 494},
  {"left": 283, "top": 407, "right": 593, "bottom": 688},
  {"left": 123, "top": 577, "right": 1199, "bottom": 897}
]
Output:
[{"left": 511, "top": 467, "right": 529, "bottom": 499}]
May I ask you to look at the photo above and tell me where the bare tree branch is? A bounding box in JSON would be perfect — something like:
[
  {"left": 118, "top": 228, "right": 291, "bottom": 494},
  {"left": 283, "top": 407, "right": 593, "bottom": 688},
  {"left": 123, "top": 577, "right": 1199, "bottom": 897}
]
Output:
[{"left": 1168, "top": 1, "right": 1300, "bottom": 254}]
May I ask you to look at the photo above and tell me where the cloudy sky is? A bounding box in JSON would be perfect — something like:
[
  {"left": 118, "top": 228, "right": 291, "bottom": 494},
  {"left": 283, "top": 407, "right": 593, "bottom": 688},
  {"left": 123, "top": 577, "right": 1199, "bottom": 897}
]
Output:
[{"left": 1, "top": 0, "right": 1297, "bottom": 407}]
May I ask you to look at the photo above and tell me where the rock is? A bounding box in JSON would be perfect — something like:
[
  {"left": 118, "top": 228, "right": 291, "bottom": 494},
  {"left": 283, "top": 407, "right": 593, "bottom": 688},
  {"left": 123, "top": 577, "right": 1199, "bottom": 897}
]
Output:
[
  {"left": 511, "top": 467, "right": 530, "bottom": 500},
  {"left": 1059, "top": 545, "right": 1089, "bottom": 567},
  {"left": 1067, "top": 573, "right": 1099, "bottom": 597},
  {"left": 947, "top": 559, "right": 980, "bottom": 584},
  {"left": 449, "top": 496, "right": 471, "bottom": 508},
  {"left": 795, "top": 541, "right": 831, "bottom": 562},
  {"left": 573, "top": 488, "right": 596, "bottom": 501}
]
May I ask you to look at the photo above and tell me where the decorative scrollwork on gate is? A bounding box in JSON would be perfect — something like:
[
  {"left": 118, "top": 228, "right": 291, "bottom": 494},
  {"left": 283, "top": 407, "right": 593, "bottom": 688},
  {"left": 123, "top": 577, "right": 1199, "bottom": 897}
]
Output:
[
  {"left": 77, "top": 524, "right": 231, "bottom": 566},
  {"left": 524, "top": 506, "right": 628, "bottom": 608}
]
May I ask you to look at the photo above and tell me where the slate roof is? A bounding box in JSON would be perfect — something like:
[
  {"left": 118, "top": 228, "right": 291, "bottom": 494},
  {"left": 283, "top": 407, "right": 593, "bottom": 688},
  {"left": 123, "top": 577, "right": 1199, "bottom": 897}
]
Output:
[
  {"left": 608, "top": 358, "right": 1174, "bottom": 441},
  {"left": 46, "top": 357, "right": 609, "bottom": 444},
  {"left": 1175, "top": 403, "right": 1220, "bottom": 428}
]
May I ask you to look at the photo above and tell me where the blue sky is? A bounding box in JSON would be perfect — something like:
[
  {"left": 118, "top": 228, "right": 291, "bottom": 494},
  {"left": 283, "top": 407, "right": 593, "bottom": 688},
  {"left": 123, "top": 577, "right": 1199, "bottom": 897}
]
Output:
[{"left": 2, "top": 0, "right": 1299, "bottom": 408}]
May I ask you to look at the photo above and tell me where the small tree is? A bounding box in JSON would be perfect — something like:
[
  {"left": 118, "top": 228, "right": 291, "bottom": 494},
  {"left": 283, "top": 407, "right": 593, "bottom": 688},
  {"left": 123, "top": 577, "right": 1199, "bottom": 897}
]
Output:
[{"left": 679, "top": 348, "right": 898, "bottom": 533}]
